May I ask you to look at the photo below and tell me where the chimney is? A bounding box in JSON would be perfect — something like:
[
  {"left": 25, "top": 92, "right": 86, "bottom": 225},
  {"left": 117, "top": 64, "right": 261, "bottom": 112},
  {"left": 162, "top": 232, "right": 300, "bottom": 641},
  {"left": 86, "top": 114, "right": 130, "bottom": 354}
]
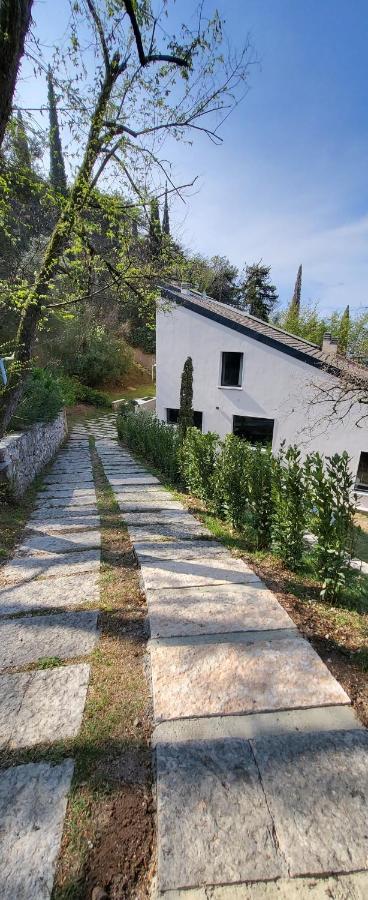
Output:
[{"left": 322, "top": 332, "right": 338, "bottom": 357}]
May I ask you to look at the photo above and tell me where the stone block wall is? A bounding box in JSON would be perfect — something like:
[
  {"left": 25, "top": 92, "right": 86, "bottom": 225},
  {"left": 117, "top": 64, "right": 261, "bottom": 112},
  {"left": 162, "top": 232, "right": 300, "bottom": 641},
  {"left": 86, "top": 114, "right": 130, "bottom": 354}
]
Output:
[{"left": 0, "top": 410, "right": 68, "bottom": 499}]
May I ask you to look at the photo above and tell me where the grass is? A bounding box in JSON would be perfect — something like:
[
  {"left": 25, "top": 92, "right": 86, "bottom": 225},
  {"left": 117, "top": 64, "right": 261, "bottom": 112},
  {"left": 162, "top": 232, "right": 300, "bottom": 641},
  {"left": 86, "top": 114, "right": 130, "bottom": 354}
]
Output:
[{"left": 105, "top": 382, "right": 156, "bottom": 402}]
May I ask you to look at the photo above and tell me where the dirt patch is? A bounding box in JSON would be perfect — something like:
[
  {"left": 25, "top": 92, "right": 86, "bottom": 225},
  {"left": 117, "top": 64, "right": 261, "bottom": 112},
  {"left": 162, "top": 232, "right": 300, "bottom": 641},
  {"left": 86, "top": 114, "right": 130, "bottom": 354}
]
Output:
[{"left": 85, "top": 787, "right": 154, "bottom": 900}]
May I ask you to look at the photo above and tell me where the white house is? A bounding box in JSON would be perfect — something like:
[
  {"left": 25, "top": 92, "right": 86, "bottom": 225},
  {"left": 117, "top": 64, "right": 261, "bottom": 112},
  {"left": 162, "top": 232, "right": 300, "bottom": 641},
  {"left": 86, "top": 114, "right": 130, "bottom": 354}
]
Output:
[{"left": 156, "top": 285, "right": 368, "bottom": 490}]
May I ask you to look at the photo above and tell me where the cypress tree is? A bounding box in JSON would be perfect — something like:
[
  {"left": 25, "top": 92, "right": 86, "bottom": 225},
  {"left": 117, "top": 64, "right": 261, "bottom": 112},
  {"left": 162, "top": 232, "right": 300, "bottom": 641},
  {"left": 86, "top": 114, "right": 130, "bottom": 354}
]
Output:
[
  {"left": 162, "top": 183, "right": 170, "bottom": 235},
  {"left": 13, "top": 109, "right": 31, "bottom": 169},
  {"left": 290, "top": 264, "right": 302, "bottom": 316},
  {"left": 338, "top": 304, "right": 350, "bottom": 354},
  {"left": 178, "top": 356, "right": 194, "bottom": 436},
  {"left": 241, "top": 263, "right": 278, "bottom": 321},
  {"left": 47, "top": 66, "right": 67, "bottom": 194},
  {"left": 149, "top": 197, "right": 162, "bottom": 256}
]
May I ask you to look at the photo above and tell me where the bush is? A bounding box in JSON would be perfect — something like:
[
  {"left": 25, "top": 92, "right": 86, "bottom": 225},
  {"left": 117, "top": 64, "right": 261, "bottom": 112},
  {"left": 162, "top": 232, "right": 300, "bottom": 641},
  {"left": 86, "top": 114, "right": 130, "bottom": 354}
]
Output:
[
  {"left": 272, "top": 445, "right": 306, "bottom": 569},
  {"left": 248, "top": 445, "right": 273, "bottom": 549},
  {"left": 55, "top": 321, "right": 133, "bottom": 386},
  {"left": 9, "top": 368, "right": 63, "bottom": 430},
  {"left": 57, "top": 375, "right": 111, "bottom": 409},
  {"left": 181, "top": 427, "right": 218, "bottom": 502},
  {"left": 307, "top": 451, "right": 356, "bottom": 601},
  {"left": 117, "top": 411, "right": 181, "bottom": 483},
  {"left": 212, "top": 434, "right": 252, "bottom": 529}
]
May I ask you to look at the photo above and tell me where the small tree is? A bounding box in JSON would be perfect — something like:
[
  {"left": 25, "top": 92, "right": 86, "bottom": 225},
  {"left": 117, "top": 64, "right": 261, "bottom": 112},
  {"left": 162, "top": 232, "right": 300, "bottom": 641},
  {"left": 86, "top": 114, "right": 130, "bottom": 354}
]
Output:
[
  {"left": 47, "top": 66, "right": 67, "bottom": 195},
  {"left": 178, "top": 356, "right": 194, "bottom": 437},
  {"left": 337, "top": 304, "right": 350, "bottom": 355},
  {"left": 240, "top": 262, "right": 278, "bottom": 321}
]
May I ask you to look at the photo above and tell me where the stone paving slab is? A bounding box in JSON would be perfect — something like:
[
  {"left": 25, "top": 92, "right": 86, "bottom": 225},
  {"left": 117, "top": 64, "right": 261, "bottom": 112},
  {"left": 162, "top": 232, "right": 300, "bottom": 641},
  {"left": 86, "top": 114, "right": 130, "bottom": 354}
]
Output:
[
  {"left": 118, "top": 501, "right": 182, "bottom": 514},
  {"left": 112, "top": 475, "right": 160, "bottom": 485},
  {"left": 252, "top": 728, "right": 368, "bottom": 877},
  {"left": 35, "top": 495, "right": 97, "bottom": 510},
  {"left": 42, "top": 475, "right": 94, "bottom": 486},
  {"left": 0, "top": 611, "right": 99, "bottom": 669},
  {"left": 25, "top": 516, "right": 100, "bottom": 534},
  {"left": 37, "top": 487, "right": 96, "bottom": 501},
  {"left": 49, "top": 464, "right": 93, "bottom": 474},
  {"left": 110, "top": 484, "right": 166, "bottom": 494},
  {"left": 128, "top": 523, "right": 212, "bottom": 541},
  {"left": 5, "top": 663, "right": 90, "bottom": 748},
  {"left": 156, "top": 738, "right": 284, "bottom": 892},
  {"left": 122, "top": 511, "right": 206, "bottom": 526},
  {"left": 18, "top": 529, "right": 101, "bottom": 555},
  {"left": 153, "top": 704, "right": 363, "bottom": 746},
  {"left": 3, "top": 549, "right": 100, "bottom": 583},
  {"left": 0, "top": 759, "right": 74, "bottom": 900},
  {"left": 0, "top": 572, "right": 99, "bottom": 616},
  {"left": 150, "top": 634, "right": 350, "bottom": 722},
  {"left": 134, "top": 540, "right": 228, "bottom": 561},
  {"left": 160, "top": 871, "right": 368, "bottom": 899},
  {"left": 0, "top": 672, "right": 28, "bottom": 747},
  {"left": 140, "top": 557, "right": 262, "bottom": 591},
  {"left": 146, "top": 583, "right": 295, "bottom": 639},
  {"left": 31, "top": 505, "right": 99, "bottom": 520}
]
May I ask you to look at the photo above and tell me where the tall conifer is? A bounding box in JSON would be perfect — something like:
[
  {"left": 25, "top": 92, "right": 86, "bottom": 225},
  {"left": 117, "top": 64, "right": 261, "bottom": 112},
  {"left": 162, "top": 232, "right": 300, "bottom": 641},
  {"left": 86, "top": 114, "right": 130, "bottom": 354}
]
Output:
[
  {"left": 178, "top": 356, "right": 194, "bottom": 436},
  {"left": 13, "top": 109, "right": 31, "bottom": 169},
  {"left": 338, "top": 304, "right": 350, "bottom": 354},
  {"left": 47, "top": 66, "right": 67, "bottom": 194},
  {"left": 149, "top": 197, "right": 162, "bottom": 256},
  {"left": 162, "top": 183, "right": 170, "bottom": 235},
  {"left": 290, "top": 264, "right": 302, "bottom": 316}
]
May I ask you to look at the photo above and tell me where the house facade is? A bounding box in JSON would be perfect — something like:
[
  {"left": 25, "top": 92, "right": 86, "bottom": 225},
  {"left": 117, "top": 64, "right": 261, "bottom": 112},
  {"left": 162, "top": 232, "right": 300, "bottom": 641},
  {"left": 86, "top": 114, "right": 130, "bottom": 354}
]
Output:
[{"left": 156, "top": 285, "right": 368, "bottom": 488}]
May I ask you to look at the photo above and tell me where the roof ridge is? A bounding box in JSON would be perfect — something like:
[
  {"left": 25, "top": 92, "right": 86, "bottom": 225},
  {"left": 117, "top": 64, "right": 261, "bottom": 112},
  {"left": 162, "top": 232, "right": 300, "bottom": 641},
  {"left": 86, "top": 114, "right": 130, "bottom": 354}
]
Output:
[{"left": 181, "top": 288, "right": 320, "bottom": 349}]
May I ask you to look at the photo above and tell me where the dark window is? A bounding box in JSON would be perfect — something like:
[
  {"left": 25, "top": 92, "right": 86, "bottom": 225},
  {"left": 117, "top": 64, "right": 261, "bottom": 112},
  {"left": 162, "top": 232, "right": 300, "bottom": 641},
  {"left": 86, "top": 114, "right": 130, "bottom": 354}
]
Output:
[
  {"left": 356, "top": 451, "right": 368, "bottom": 487},
  {"left": 221, "top": 352, "right": 243, "bottom": 387},
  {"left": 233, "top": 415, "right": 274, "bottom": 445},
  {"left": 166, "top": 408, "right": 203, "bottom": 430}
]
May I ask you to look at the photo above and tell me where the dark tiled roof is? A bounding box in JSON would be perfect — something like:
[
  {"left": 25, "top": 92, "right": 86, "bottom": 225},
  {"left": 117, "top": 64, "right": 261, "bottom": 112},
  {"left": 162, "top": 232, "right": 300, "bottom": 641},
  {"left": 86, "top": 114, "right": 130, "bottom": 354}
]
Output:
[{"left": 161, "top": 285, "right": 368, "bottom": 383}]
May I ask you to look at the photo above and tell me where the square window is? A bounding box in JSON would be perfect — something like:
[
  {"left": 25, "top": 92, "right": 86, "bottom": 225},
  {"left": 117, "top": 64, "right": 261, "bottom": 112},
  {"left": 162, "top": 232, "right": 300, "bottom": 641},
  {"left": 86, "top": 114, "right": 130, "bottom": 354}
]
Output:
[
  {"left": 233, "top": 415, "right": 274, "bottom": 445},
  {"left": 220, "top": 352, "right": 243, "bottom": 387}
]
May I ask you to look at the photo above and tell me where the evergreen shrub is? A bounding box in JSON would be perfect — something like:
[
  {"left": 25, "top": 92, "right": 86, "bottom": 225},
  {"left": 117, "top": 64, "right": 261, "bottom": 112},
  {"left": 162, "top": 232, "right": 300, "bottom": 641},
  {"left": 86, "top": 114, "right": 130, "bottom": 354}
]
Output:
[{"left": 181, "top": 427, "right": 218, "bottom": 502}]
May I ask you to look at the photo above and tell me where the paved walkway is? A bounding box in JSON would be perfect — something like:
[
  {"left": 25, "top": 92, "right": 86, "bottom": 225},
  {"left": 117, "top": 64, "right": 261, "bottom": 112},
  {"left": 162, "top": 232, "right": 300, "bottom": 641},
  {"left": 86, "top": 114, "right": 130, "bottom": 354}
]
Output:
[
  {"left": 85, "top": 417, "right": 368, "bottom": 900},
  {"left": 0, "top": 420, "right": 118, "bottom": 897}
]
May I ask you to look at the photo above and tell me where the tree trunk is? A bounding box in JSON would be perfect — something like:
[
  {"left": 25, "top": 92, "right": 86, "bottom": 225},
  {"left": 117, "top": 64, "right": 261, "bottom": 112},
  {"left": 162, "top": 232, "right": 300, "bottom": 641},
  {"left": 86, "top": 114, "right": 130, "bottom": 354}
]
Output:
[{"left": 0, "top": 0, "right": 33, "bottom": 149}]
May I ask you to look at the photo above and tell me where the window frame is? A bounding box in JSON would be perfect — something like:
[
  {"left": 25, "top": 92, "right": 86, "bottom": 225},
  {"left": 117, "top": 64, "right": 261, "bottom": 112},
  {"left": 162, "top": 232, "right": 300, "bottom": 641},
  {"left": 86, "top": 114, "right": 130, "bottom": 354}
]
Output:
[{"left": 219, "top": 351, "right": 244, "bottom": 389}]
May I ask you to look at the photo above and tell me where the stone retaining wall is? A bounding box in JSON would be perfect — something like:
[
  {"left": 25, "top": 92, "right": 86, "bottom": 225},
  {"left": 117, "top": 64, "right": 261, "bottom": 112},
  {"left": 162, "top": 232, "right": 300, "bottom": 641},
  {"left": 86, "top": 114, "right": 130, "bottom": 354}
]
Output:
[{"left": 0, "top": 410, "right": 68, "bottom": 499}]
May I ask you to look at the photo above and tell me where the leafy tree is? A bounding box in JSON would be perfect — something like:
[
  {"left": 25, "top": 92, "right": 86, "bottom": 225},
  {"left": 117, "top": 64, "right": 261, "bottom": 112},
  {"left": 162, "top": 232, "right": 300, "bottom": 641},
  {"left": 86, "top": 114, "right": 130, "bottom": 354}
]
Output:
[
  {"left": 0, "top": 0, "right": 250, "bottom": 436},
  {"left": 290, "top": 263, "right": 302, "bottom": 316},
  {"left": 272, "top": 444, "right": 306, "bottom": 569},
  {"left": 183, "top": 253, "right": 238, "bottom": 306},
  {"left": 240, "top": 262, "right": 278, "bottom": 321},
  {"left": 162, "top": 184, "right": 170, "bottom": 236},
  {"left": 0, "top": 0, "right": 33, "bottom": 148},
  {"left": 178, "top": 356, "right": 194, "bottom": 436},
  {"left": 47, "top": 66, "right": 67, "bottom": 195},
  {"left": 275, "top": 302, "right": 326, "bottom": 346}
]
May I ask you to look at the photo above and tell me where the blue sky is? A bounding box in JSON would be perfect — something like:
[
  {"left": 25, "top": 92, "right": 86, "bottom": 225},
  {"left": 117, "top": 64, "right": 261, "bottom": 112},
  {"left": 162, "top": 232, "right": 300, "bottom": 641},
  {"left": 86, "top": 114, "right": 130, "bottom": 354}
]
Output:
[{"left": 17, "top": 0, "right": 368, "bottom": 314}]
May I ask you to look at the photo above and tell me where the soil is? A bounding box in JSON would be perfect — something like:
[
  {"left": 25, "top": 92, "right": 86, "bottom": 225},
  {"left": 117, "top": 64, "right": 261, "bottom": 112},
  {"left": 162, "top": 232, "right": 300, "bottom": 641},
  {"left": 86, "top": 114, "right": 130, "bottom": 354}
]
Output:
[
  {"left": 248, "top": 557, "right": 368, "bottom": 728},
  {"left": 85, "top": 786, "right": 154, "bottom": 900}
]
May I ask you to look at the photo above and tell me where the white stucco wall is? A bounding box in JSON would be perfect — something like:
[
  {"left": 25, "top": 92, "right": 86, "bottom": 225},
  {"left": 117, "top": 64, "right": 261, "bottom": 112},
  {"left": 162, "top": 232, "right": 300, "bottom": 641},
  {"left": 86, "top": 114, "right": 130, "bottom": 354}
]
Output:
[{"left": 156, "top": 301, "right": 368, "bottom": 481}]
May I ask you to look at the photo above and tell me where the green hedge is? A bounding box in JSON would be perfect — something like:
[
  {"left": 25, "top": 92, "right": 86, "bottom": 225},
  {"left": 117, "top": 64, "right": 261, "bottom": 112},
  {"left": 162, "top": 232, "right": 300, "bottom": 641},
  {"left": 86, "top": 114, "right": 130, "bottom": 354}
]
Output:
[{"left": 117, "top": 411, "right": 356, "bottom": 601}]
